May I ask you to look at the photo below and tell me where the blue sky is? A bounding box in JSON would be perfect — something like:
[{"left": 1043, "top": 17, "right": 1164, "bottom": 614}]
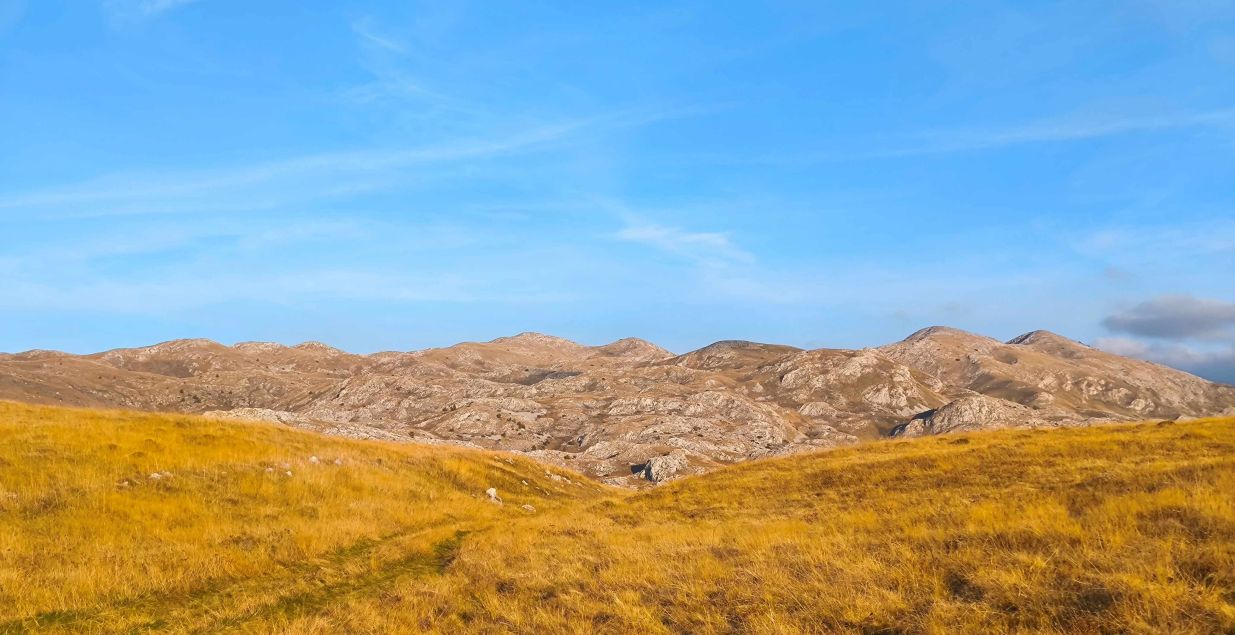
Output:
[{"left": 1, "top": 1, "right": 1234, "bottom": 381}]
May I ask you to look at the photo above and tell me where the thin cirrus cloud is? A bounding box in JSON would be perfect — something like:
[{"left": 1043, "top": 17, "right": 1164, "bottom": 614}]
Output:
[
  {"left": 1078, "top": 220, "right": 1235, "bottom": 257},
  {"left": 103, "top": 0, "right": 200, "bottom": 20},
  {"left": 140, "top": 0, "right": 198, "bottom": 14},
  {"left": 0, "top": 217, "right": 369, "bottom": 270},
  {"left": 0, "top": 271, "right": 502, "bottom": 313},
  {"left": 351, "top": 15, "right": 408, "bottom": 55},
  {"left": 703, "top": 108, "right": 1235, "bottom": 166},
  {"left": 0, "top": 112, "right": 654, "bottom": 219},
  {"left": 614, "top": 221, "right": 754, "bottom": 267},
  {"left": 894, "top": 108, "right": 1235, "bottom": 157}
]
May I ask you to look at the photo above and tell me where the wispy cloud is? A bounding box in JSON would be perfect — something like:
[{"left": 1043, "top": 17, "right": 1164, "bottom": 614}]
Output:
[
  {"left": 615, "top": 221, "right": 753, "bottom": 267},
  {"left": 142, "top": 0, "right": 198, "bottom": 14},
  {"left": 0, "top": 270, "right": 546, "bottom": 313},
  {"left": 0, "top": 212, "right": 588, "bottom": 319},
  {"left": 894, "top": 108, "right": 1235, "bottom": 156},
  {"left": 691, "top": 108, "right": 1235, "bottom": 166},
  {"left": 0, "top": 217, "right": 367, "bottom": 272},
  {"left": 1076, "top": 219, "right": 1235, "bottom": 256},
  {"left": 0, "top": 113, "right": 653, "bottom": 218},
  {"left": 104, "top": 0, "right": 200, "bottom": 20},
  {"left": 340, "top": 71, "right": 463, "bottom": 109},
  {"left": 351, "top": 15, "right": 407, "bottom": 55}
]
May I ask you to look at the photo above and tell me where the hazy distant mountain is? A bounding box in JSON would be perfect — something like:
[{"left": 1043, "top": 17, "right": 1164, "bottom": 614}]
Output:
[{"left": 2, "top": 328, "right": 1232, "bottom": 486}]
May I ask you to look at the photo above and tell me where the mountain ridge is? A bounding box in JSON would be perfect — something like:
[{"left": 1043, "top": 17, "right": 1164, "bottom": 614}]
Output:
[{"left": 2, "top": 327, "right": 1232, "bottom": 486}]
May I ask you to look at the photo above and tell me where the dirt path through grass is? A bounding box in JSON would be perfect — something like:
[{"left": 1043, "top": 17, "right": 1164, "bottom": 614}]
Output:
[{"left": 0, "top": 521, "right": 483, "bottom": 634}]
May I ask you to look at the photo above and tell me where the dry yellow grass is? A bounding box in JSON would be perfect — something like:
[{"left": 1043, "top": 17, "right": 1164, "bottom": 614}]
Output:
[{"left": 1, "top": 400, "right": 1233, "bottom": 634}]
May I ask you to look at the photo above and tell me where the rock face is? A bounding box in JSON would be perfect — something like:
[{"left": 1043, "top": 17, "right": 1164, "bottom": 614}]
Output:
[
  {"left": 1, "top": 327, "right": 1232, "bottom": 486},
  {"left": 878, "top": 327, "right": 1234, "bottom": 420},
  {"left": 639, "top": 450, "right": 692, "bottom": 483},
  {"left": 891, "top": 395, "right": 1045, "bottom": 437}
]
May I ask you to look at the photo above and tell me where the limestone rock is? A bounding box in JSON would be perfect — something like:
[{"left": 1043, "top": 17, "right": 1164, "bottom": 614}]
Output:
[
  {"left": 1, "top": 327, "right": 1231, "bottom": 488},
  {"left": 640, "top": 450, "right": 690, "bottom": 483}
]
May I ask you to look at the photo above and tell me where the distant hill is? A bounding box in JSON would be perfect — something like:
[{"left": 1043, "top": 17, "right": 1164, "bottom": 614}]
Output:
[
  {"left": 1, "top": 327, "right": 1232, "bottom": 486},
  {"left": 2, "top": 401, "right": 1233, "bottom": 632}
]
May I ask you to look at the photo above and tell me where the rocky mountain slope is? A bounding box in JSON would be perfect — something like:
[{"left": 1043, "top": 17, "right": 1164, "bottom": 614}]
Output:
[{"left": 2, "top": 328, "right": 1232, "bottom": 486}]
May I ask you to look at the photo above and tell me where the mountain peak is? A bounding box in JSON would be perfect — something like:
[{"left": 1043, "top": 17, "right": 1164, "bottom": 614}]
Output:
[
  {"left": 293, "top": 341, "right": 346, "bottom": 355},
  {"left": 901, "top": 326, "right": 989, "bottom": 343},
  {"left": 670, "top": 339, "right": 803, "bottom": 371},
  {"left": 1007, "top": 330, "right": 1081, "bottom": 347},
  {"left": 129, "top": 338, "right": 225, "bottom": 354},
  {"left": 1006, "top": 329, "right": 1094, "bottom": 360},
  {"left": 488, "top": 332, "right": 584, "bottom": 349},
  {"left": 233, "top": 341, "right": 289, "bottom": 353},
  {"left": 697, "top": 339, "right": 798, "bottom": 352},
  {"left": 592, "top": 337, "right": 673, "bottom": 360}
]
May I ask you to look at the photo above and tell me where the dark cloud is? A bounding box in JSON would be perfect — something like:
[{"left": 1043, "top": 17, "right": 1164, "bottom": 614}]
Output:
[
  {"left": 1102, "top": 294, "right": 1235, "bottom": 340},
  {"left": 1186, "top": 351, "right": 1235, "bottom": 384},
  {"left": 1095, "top": 337, "right": 1235, "bottom": 384}
]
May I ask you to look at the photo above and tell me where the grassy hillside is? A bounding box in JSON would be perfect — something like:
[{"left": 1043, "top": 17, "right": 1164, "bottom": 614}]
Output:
[
  {"left": 0, "top": 401, "right": 603, "bottom": 633},
  {"left": 1, "top": 401, "right": 1233, "bottom": 633}
]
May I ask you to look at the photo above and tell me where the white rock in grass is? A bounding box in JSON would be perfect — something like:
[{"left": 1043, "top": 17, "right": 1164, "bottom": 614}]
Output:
[
  {"left": 148, "top": 473, "right": 162, "bottom": 481},
  {"left": 309, "top": 456, "right": 320, "bottom": 464},
  {"left": 640, "top": 449, "right": 689, "bottom": 483},
  {"left": 485, "top": 487, "right": 502, "bottom": 504}
]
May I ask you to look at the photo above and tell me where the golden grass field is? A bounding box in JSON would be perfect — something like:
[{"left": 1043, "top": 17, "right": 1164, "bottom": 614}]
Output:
[{"left": 1, "top": 400, "right": 1233, "bottom": 634}]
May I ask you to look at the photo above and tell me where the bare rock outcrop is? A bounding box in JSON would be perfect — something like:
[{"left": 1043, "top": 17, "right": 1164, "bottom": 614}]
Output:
[
  {"left": 639, "top": 450, "right": 691, "bottom": 483},
  {"left": 891, "top": 395, "right": 1070, "bottom": 437},
  {"left": 879, "top": 327, "right": 1235, "bottom": 419},
  {"left": 3, "top": 326, "right": 1232, "bottom": 487}
]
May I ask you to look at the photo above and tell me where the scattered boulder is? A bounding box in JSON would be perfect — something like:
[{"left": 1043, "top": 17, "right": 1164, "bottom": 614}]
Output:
[
  {"left": 640, "top": 449, "right": 690, "bottom": 483},
  {"left": 486, "top": 487, "right": 502, "bottom": 504},
  {"left": 308, "top": 456, "right": 320, "bottom": 464},
  {"left": 892, "top": 395, "right": 1044, "bottom": 437},
  {"left": 520, "top": 504, "right": 536, "bottom": 513}
]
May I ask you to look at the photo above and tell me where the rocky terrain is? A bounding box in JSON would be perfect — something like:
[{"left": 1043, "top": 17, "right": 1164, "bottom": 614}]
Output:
[{"left": 2, "top": 327, "right": 1232, "bottom": 486}]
